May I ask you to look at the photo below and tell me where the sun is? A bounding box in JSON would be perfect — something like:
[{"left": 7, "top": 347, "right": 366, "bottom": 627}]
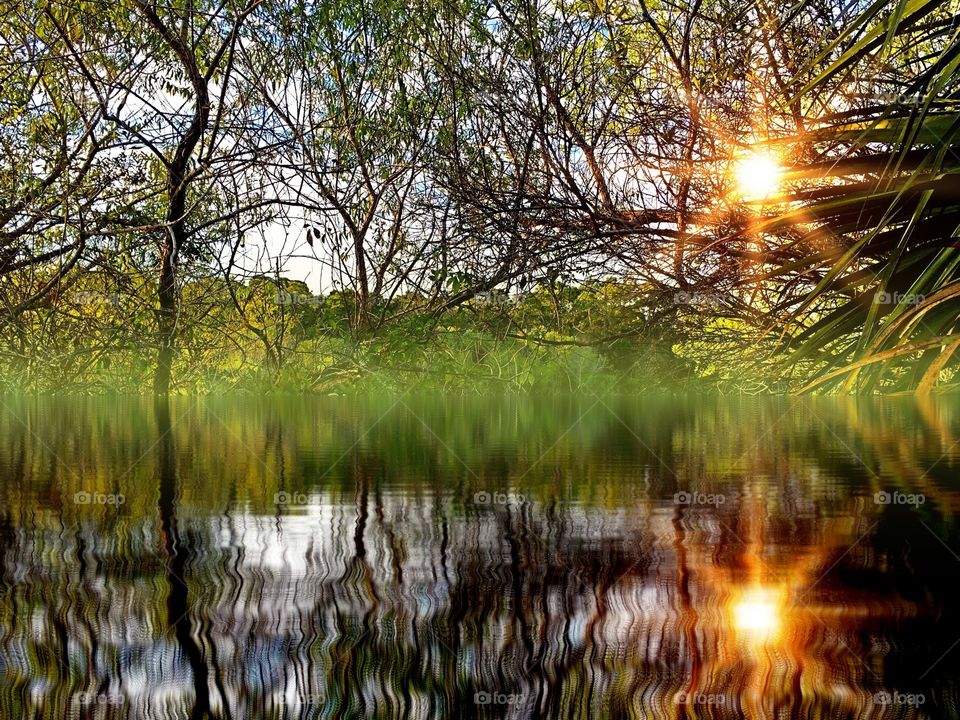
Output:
[{"left": 733, "top": 150, "right": 784, "bottom": 201}]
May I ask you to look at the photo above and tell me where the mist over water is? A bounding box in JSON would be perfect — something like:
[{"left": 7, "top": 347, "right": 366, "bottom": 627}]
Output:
[{"left": 0, "top": 394, "right": 958, "bottom": 719}]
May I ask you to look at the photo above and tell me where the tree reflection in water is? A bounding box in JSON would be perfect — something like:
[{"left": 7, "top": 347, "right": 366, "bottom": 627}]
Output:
[{"left": 0, "top": 395, "right": 957, "bottom": 719}]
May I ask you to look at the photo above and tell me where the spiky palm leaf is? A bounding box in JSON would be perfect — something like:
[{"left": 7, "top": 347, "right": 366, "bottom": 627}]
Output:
[{"left": 769, "top": 0, "right": 960, "bottom": 393}]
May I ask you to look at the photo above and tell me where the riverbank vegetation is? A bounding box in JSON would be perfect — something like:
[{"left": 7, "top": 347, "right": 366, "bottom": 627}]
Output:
[{"left": 3, "top": 0, "right": 959, "bottom": 394}]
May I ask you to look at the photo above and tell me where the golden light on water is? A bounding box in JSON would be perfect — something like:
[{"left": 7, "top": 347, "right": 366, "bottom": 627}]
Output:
[
  {"left": 733, "top": 150, "right": 784, "bottom": 201},
  {"left": 732, "top": 585, "right": 785, "bottom": 642}
]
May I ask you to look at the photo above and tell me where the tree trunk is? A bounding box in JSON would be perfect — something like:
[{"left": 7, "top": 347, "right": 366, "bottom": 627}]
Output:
[
  {"left": 134, "top": 1, "right": 210, "bottom": 395},
  {"left": 154, "top": 239, "right": 177, "bottom": 395},
  {"left": 352, "top": 229, "right": 370, "bottom": 331}
]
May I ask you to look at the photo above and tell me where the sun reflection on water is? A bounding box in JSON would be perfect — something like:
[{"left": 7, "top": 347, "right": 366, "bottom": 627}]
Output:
[
  {"left": 732, "top": 585, "right": 785, "bottom": 643},
  {"left": 0, "top": 397, "right": 956, "bottom": 719}
]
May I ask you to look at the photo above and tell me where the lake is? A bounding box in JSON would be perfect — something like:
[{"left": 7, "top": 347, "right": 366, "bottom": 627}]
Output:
[{"left": 0, "top": 394, "right": 958, "bottom": 719}]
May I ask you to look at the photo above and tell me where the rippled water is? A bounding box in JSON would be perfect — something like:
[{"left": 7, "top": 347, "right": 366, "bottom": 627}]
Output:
[{"left": 1, "top": 394, "right": 959, "bottom": 719}]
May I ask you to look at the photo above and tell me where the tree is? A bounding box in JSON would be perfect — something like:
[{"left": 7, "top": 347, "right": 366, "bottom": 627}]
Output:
[
  {"left": 34, "top": 0, "right": 280, "bottom": 393},
  {"left": 244, "top": 0, "right": 446, "bottom": 332},
  {"left": 762, "top": 0, "right": 960, "bottom": 393}
]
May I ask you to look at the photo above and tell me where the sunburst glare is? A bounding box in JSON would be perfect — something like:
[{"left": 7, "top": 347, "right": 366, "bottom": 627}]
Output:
[{"left": 734, "top": 150, "right": 784, "bottom": 201}]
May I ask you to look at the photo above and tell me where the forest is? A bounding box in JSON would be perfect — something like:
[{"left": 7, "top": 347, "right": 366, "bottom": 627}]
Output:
[{"left": 3, "top": 0, "right": 960, "bottom": 394}]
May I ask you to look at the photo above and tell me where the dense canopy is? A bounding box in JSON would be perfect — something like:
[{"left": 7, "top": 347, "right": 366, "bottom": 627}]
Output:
[{"left": 2, "top": 0, "right": 959, "bottom": 393}]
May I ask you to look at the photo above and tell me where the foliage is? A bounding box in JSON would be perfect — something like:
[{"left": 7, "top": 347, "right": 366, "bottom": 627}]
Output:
[
  {"left": 2, "top": 0, "right": 959, "bottom": 394},
  {"left": 764, "top": 0, "right": 960, "bottom": 393}
]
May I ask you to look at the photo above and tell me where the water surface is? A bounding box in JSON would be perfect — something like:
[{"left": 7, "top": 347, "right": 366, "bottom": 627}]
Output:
[{"left": 0, "top": 394, "right": 958, "bottom": 719}]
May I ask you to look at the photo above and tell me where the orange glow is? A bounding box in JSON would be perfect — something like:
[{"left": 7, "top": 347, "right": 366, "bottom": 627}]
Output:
[
  {"left": 732, "top": 584, "right": 786, "bottom": 643},
  {"left": 734, "top": 150, "right": 784, "bottom": 201}
]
